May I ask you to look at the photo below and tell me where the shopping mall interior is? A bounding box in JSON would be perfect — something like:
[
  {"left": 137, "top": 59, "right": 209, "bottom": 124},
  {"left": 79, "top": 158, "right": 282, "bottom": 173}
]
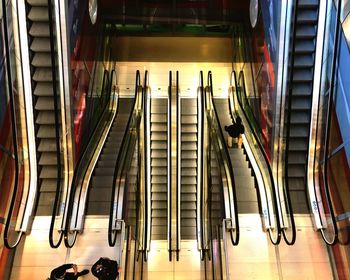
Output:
[{"left": 1, "top": 0, "right": 350, "bottom": 279}]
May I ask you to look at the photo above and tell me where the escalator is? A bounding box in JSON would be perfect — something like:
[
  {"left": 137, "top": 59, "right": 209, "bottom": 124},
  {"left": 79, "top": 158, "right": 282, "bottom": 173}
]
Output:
[
  {"left": 150, "top": 98, "right": 168, "bottom": 240},
  {"left": 26, "top": 0, "right": 62, "bottom": 216},
  {"left": 214, "top": 99, "right": 258, "bottom": 214},
  {"left": 286, "top": 0, "right": 319, "bottom": 213},
  {"left": 180, "top": 98, "right": 198, "bottom": 239},
  {"left": 87, "top": 98, "right": 134, "bottom": 214}
]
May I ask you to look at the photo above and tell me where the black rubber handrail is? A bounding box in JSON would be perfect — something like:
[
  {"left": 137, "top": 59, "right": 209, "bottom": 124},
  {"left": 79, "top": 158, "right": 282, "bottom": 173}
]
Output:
[
  {"left": 198, "top": 71, "right": 205, "bottom": 261},
  {"left": 3, "top": 0, "right": 22, "bottom": 249},
  {"left": 234, "top": 71, "right": 282, "bottom": 245},
  {"left": 207, "top": 71, "right": 239, "bottom": 246},
  {"left": 108, "top": 70, "right": 142, "bottom": 246},
  {"left": 64, "top": 69, "right": 114, "bottom": 247},
  {"left": 175, "top": 70, "right": 180, "bottom": 261},
  {"left": 320, "top": 0, "right": 340, "bottom": 245},
  {"left": 168, "top": 71, "right": 172, "bottom": 261},
  {"left": 143, "top": 70, "right": 150, "bottom": 261},
  {"left": 47, "top": 0, "right": 65, "bottom": 248}
]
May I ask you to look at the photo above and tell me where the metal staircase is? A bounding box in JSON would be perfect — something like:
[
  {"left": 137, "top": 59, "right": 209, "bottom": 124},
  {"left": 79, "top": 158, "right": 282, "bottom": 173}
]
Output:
[
  {"left": 180, "top": 98, "right": 198, "bottom": 239},
  {"left": 87, "top": 98, "right": 134, "bottom": 214},
  {"left": 287, "top": 0, "right": 319, "bottom": 213}
]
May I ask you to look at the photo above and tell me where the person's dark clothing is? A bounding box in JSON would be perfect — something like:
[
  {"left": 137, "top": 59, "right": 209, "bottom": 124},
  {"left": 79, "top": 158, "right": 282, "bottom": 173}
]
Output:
[
  {"left": 92, "top": 258, "right": 119, "bottom": 280},
  {"left": 225, "top": 122, "right": 244, "bottom": 138},
  {"left": 50, "top": 264, "right": 89, "bottom": 280}
]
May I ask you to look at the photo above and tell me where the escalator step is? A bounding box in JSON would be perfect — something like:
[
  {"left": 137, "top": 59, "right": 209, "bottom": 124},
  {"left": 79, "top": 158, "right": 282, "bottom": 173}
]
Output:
[
  {"left": 288, "top": 152, "right": 307, "bottom": 164},
  {"left": 181, "top": 185, "right": 196, "bottom": 193},
  {"left": 28, "top": 7, "right": 48, "bottom": 21},
  {"left": 98, "top": 160, "right": 117, "bottom": 168},
  {"left": 151, "top": 114, "right": 167, "bottom": 123},
  {"left": 296, "top": 25, "right": 317, "bottom": 39},
  {"left": 151, "top": 168, "right": 167, "bottom": 176},
  {"left": 181, "top": 194, "right": 196, "bottom": 202},
  {"left": 88, "top": 187, "right": 111, "bottom": 201},
  {"left": 181, "top": 151, "right": 196, "bottom": 159},
  {"left": 151, "top": 123, "right": 167, "bottom": 131},
  {"left": 181, "top": 202, "right": 196, "bottom": 210},
  {"left": 94, "top": 167, "right": 115, "bottom": 176},
  {"left": 181, "top": 219, "right": 196, "bottom": 227},
  {"left": 181, "top": 159, "right": 197, "bottom": 168},
  {"left": 182, "top": 115, "right": 197, "bottom": 124},
  {"left": 27, "top": 0, "right": 47, "bottom": 5},
  {"left": 151, "top": 132, "right": 167, "bottom": 141},
  {"left": 86, "top": 202, "right": 109, "bottom": 215},
  {"left": 151, "top": 142, "right": 167, "bottom": 150},
  {"left": 298, "top": 0, "right": 319, "bottom": 8},
  {"left": 297, "top": 10, "right": 318, "bottom": 23},
  {"left": 35, "top": 96, "right": 57, "bottom": 110},
  {"left": 288, "top": 139, "right": 308, "bottom": 151},
  {"left": 181, "top": 134, "right": 198, "bottom": 142},
  {"left": 288, "top": 165, "right": 306, "bottom": 177},
  {"left": 181, "top": 168, "right": 196, "bottom": 177},
  {"left": 34, "top": 82, "right": 53, "bottom": 96},
  {"left": 290, "top": 124, "right": 310, "bottom": 137},
  {"left": 151, "top": 210, "right": 167, "bottom": 218},
  {"left": 151, "top": 219, "right": 167, "bottom": 226},
  {"left": 232, "top": 167, "right": 252, "bottom": 177},
  {"left": 152, "top": 201, "right": 167, "bottom": 209},
  {"left": 151, "top": 184, "right": 167, "bottom": 193},
  {"left": 39, "top": 153, "right": 57, "bottom": 165},
  {"left": 237, "top": 202, "right": 259, "bottom": 213},
  {"left": 37, "top": 125, "right": 56, "bottom": 138},
  {"left": 294, "top": 54, "right": 314, "bottom": 67},
  {"left": 151, "top": 176, "right": 167, "bottom": 184},
  {"left": 288, "top": 178, "right": 305, "bottom": 190},
  {"left": 40, "top": 166, "right": 59, "bottom": 179},
  {"left": 181, "top": 227, "right": 197, "bottom": 237},
  {"left": 181, "top": 177, "right": 196, "bottom": 184},
  {"left": 181, "top": 124, "right": 197, "bottom": 133},
  {"left": 293, "top": 69, "right": 313, "bottom": 81},
  {"left": 33, "top": 68, "right": 53, "bottom": 82},
  {"left": 151, "top": 105, "right": 167, "bottom": 114},
  {"left": 152, "top": 192, "right": 167, "bottom": 201},
  {"left": 32, "top": 53, "right": 52, "bottom": 67},
  {"left": 36, "top": 111, "right": 56, "bottom": 124},
  {"left": 181, "top": 210, "right": 196, "bottom": 218},
  {"left": 151, "top": 158, "right": 167, "bottom": 167},
  {"left": 38, "top": 138, "right": 57, "bottom": 152},
  {"left": 39, "top": 178, "right": 57, "bottom": 192},
  {"left": 151, "top": 150, "right": 167, "bottom": 158},
  {"left": 91, "top": 176, "right": 113, "bottom": 187},
  {"left": 295, "top": 40, "right": 315, "bottom": 53},
  {"left": 235, "top": 188, "right": 258, "bottom": 202},
  {"left": 291, "top": 97, "right": 311, "bottom": 110},
  {"left": 291, "top": 83, "right": 312, "bottom": 96},
  {"left": 29, "top": 22, "right": 49, "bottom": 37},
  {"left": 181, "top": 142, "right": 197, "bottom": 150},
  {"left": 31, "top": 38, "right": 50, "bottom": 52}
]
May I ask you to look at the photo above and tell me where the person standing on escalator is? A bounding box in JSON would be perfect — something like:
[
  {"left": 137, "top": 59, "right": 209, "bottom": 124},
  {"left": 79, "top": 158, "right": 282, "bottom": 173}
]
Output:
[
  {"left": 92, "top": 257, "right": 120, "bottom": 280},
  {"left": 49, "top": 263, "right": 89, "bottom": 279},
  {"left": 224, "top": 116, "right": 245, "bottom": 148}
]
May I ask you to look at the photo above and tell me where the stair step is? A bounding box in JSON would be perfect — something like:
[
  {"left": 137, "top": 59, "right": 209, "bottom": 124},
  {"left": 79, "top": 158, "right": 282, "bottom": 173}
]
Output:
[
  {"left": 33, "top": 68, "right": 53, "bottom": 82},
  {"left": 32, "top": 53, "right": 52, "bottom": 67},
  {"left": 31, "top": 38, "right": 50, "bottom": 52},
  {"left": 29, "top": 22, "right": 49, "bottom": 37},
  {"left": 28, "top": 7, "right": 49, "bottom": 21},
  {"left": 34, "top": 82, "right": 54, "bottom": 96}
]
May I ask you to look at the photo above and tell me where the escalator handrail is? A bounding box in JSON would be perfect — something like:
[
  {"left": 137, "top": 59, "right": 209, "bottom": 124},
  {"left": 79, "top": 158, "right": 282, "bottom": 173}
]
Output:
[
  {"left": 206, "top": 71, "right": 239, "bottom": 246},
  {"left": 108, "top": 70, "right": 142, "bottom": 246},
  {"left": 198, "top": 71, "right": 205, "bottom": 260},
  {"left": 64, "top": 69, "right": 116, "bottom": 247},
  {"left": 320, "top": 0, "right": 341, "bottom": 245},
  {"left": 176, "top": 70, "right": 180, "bottom": 261},
  {"left": 233, "top": 70, "right": 283, "bottom": 244},
  {"left": 167, "top": 71, "right": 172, "bottom": 261},
  {"left": 143, "top": 70, "right": 150, "bottom": 260},
  {"left": 3, "top": 0, "right": 23, "bottom": 249},
  {"left": 47, "top": 0, "right": 64, "bottom": 248}
]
